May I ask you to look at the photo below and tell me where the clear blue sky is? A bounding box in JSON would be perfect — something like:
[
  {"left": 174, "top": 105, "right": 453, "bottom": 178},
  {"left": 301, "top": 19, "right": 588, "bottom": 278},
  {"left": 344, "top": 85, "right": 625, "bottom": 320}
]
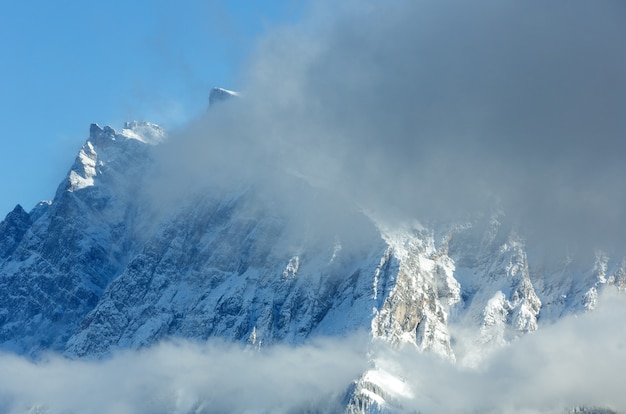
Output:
[{"left": 0, "top": 0, "right": 306, "bottom": 216}]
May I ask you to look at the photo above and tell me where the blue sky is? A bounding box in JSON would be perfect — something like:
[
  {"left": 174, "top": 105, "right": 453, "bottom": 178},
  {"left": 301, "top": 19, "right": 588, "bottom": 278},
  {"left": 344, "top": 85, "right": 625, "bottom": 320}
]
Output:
[{"left": 0, "top": 0, "right": 306, "bottom": 215}]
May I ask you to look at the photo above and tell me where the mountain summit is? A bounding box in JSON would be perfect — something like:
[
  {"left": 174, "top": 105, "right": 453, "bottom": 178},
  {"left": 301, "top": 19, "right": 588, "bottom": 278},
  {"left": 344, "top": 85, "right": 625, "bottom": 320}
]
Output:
[{"left": 209, "top": 87, "right": 239, "bottom": 107}]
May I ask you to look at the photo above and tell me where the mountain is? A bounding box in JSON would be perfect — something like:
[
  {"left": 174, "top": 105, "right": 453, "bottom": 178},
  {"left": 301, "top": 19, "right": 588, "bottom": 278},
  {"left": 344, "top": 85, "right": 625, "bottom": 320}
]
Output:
[
  {"left": 0, "top": 97, "right": 623, "bottom": 413},
  {"left": 209, "top": 87, "right": 239, "bottom": 107}
]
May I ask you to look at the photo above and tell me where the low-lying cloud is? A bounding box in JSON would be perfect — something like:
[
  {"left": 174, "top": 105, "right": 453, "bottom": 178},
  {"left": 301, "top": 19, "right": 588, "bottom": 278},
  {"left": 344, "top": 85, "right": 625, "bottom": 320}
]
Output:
[
  {"left": 152, "top": 0, "right": 626, "bottom": 251},
  {"left": 0, "top": 335, "right": 369, "bottom": 414},
  {"left": 2, "top": 291, "right": 625, "bottom": 413}
]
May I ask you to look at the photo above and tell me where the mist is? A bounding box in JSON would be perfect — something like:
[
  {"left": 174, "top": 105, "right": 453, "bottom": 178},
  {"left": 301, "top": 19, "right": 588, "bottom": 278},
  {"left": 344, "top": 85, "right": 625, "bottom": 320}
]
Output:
[
  {"left": 0, "top": 335, "right": 369, "bottom": 414},
  {"left": 149, "top": 0, "right": 626, "bottom": 252}
]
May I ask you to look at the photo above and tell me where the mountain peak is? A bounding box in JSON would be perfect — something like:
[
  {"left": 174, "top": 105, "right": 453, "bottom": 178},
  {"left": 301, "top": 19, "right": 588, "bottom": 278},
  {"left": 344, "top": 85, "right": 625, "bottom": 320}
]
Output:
[
  {"left": 89, "top": 123, "right": 102, "bottom": 136},
  {"left": 209, "top": 87, "right": 239, "bottom": 107},
  {"left": 88, "top": 123, "right": 116, "bottom": 144},
  {"left": 0, "top": 204, "right": 31, "bottom": 259},
  {"left": 9, "top": 204, "right": 27, "bottom": 217}
]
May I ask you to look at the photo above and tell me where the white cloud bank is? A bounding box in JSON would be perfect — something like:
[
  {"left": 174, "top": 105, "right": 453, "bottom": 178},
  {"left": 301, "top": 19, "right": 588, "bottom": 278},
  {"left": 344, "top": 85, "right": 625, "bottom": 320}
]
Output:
[{"left": 0, "top": 335, "right": 368, "bottom": 414}]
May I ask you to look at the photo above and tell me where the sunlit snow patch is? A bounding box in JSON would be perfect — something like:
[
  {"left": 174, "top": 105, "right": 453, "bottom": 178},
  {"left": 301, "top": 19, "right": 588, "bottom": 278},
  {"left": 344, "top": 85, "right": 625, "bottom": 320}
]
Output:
[{"left": 121, "top": 121, "right": 167, "bottom": 145}]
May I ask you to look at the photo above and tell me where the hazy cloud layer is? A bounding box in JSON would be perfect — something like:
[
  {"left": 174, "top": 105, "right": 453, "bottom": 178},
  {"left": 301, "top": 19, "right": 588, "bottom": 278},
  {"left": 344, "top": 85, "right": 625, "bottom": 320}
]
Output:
[
  {"left": 2, "top": 291, "right": 625, "bottom": 413},
  {"left": 154, "top": 0, "right": 626, "bottom": 250},
  {"left": 0, "top": 335, "right": 368, "bottom": 414}
]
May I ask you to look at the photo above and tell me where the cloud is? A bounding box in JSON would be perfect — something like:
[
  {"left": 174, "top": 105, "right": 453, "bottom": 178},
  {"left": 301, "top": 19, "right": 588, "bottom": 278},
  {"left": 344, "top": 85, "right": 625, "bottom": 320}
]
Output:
[
  {"left": 149, "top": 0, "right": 626, "bottom": 252},
  {"left": 0, "top": 334, "right": 369, "bottom": 414}
]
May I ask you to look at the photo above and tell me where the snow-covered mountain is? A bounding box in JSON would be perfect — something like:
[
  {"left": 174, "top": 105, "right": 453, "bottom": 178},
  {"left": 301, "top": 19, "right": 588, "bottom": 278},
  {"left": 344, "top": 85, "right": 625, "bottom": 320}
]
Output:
[{"left": 0, "top": 93, "right": 623, "bottom": 413}]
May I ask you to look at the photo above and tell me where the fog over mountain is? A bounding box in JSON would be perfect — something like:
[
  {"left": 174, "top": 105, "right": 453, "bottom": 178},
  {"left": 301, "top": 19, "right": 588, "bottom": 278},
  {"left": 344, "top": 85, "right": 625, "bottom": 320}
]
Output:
[
  {"left": 1, "top": 0, "right": 626, "bottom": 413},
  {"left": 157, "top": 0, "right": 626, "bottom": 249},
  {"left": 0, "top": 336, "right": 369, "bottom": 414}
]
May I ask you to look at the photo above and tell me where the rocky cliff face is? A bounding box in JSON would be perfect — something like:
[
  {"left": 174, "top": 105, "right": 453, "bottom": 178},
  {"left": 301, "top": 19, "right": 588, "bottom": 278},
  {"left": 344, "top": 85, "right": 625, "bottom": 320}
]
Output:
[
  {"left": 0, "top": 123, "right": 163, "bottom": 354},
  {"left": 0, "top": 119, "right": 623, "bottom": 413}
]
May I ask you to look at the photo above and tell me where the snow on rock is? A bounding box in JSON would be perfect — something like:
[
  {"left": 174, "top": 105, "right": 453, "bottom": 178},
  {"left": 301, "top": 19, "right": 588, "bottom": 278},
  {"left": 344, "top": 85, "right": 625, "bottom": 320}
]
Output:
[
  {"left": 282, "top": 255, "right": 300, "bottom": 278},
  {"left": 121, "top": 121, "right": 167, "bottom": 145},
  {"left": 68, "top": 141, "right": 98, "bottom": 191},
  {"left": 372, "top": 225, "right": 460, "bottom": 362}
]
